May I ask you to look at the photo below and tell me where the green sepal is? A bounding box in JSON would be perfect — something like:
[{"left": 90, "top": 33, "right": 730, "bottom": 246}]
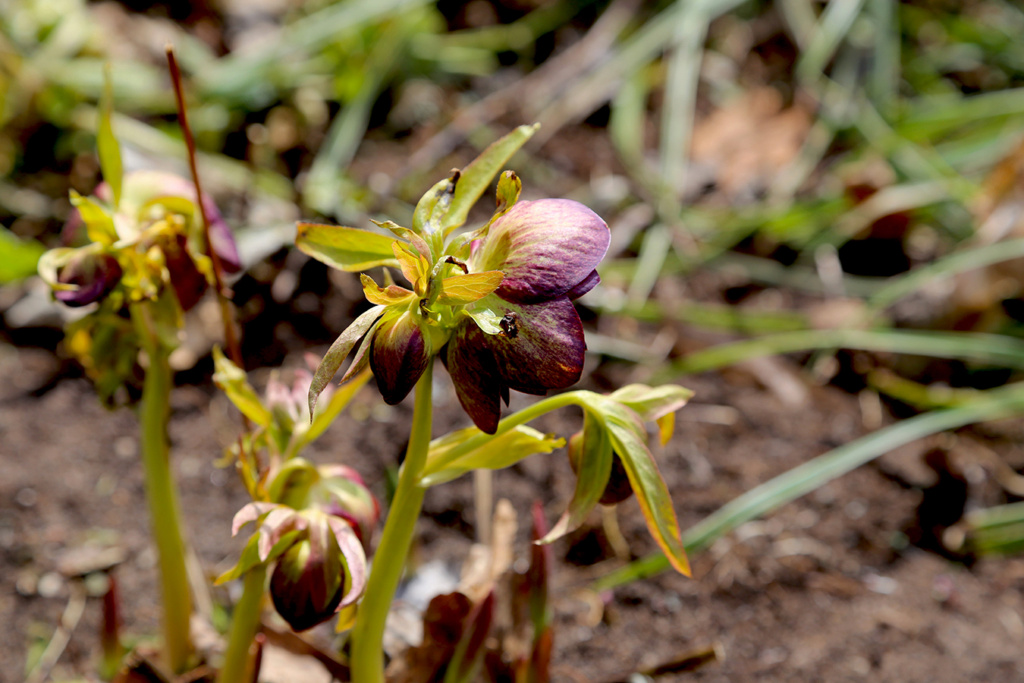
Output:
[
  {"left": 267, "top": 458, "right": 320, "bottom": 508},
  {"left": 295, "top": 222, "right": 400, "bottom": 272},
  {"left": 212, "top": 347, "right": 272, "bottom": 428},
  {"left": 297, "top": 368, "right": 373, "bottom": 453},
  {"left": 421, "top": 426, "right": 564, "bottom": 487},
  {"left": 441, "top": 124, "right": 538, "bottom": 236}
]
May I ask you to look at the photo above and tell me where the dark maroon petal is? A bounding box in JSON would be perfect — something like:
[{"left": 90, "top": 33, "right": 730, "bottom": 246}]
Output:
[
  {"left": 370, "top": 312, "right": 430, "bottom": 405},
  {"left": 55, "top": 252, "right": 122, "bottom": 307},
  {"left": 565, "top": 270, "right": 600, "bottom": 301},
  {"left": 474, "top": 199, "right": 609, "bottom": 304},
  {"left": 163, "top": 233, "right": 208, "bottom": 311},
  {"left": 269, "top": 530, "right": 344, "bottom": 631},
  {"left": 484, "top": 296, "right": 586, "bottom": 395},
  {"left": 444, "top": 321, "right": 503, "bottom": 434}
]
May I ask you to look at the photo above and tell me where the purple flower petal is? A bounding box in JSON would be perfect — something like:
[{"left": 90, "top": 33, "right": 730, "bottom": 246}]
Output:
[
  {"left": 162, "top": 233, "right": 208, "bottom": 311},
  {"left": 564, "top": 270, "right": 600, "bottom": 301},
  {"left": 269, "top": 519, "right": 344, "bottom": 631},
  {"left": 444, "top": 321, "right": 503, "bottom": 434},
  {"left": 484, "top": 296, "right": 586, "bottom": 395},
  {"left": 55, "top": 252, "right": 122, "bottom": 307},
  {"left": 370, "top": 311, "right": 430, "bottom": 405},
  {"left": 473, "top": 199, "right": 609, "bottom": 304}
]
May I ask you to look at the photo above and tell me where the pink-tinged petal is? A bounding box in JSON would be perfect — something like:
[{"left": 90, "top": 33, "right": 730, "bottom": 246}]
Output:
[
  {"left": 484, "top": 296, "right": 586, "bottom": 395},
  {"left": 565, "top": 270, "right": 600, "bottom": 301},
  {"left": 370, "top": 311, "right": 430, "bottom": 405},
  {"left": 54, "top": 251, "right": 122, "bottom": 307},
  {"left": 444, "top": 321, "right": 503, "bottom": 434},
  {"left": 231, "top": 502, "right": 281, "bottom": 536},
  {"left": 474, "top": 199, "right": 609, "bottom": 304},
  {"left": 258, "top": 508, "right": 303, "bottom": 561},
  {"left": 326, "top": 516, "right": 368, "bottom": 608}
]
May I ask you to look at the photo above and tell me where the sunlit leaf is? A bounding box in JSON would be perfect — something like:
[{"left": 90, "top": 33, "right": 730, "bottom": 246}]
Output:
[
  {"left": 98, "top": 65, "right": 123, "bottom": 208},
  {"left": 393, "top": 240, "right": 430, "bottom": 294},
  {"left": 436, "top": 271, "right": 504, "bottom": 305},
  {"left": 309, "top": 306, "right": 386, "bottom": 416},
  {"left": 421, "top": 426, "right": 565, "bottom": 486},
  {"left": 443, "top": 124, "right": 539, "bottom": 235},
  {"left": 371, "top": 219, "right": 432, "bottom": 263},
  {"left": 296, "top": 222, "right": 399, "bottom": 272},
  {"left": 301, "top": 368, "right": 374, "bottom": 449},
  {"left": 603, "top": 411, "right": 690, "bottom": 576},
  {"left": 413, "top": 175, "right": 456, "bottom": 237},
  {"left": 212, "top": 346, "right": 272, "bottom": 427}
]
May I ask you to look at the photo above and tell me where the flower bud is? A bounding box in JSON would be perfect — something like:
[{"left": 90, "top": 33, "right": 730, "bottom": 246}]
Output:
[
  {"left": 370, "top": 311, "right": 431, "bottom": 405},
  {"left": 269, "top": 518, "right": 345, "bottom": 631},
  {"left": 55, "top": 252, "right": 122, "bottom": 307}
]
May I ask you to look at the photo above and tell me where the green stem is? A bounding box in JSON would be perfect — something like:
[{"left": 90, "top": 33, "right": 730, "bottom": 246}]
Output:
[
  {"left": 217, "top": 565, "right": 267, "bottom": 683},
  {"left": 350, "top": 362, "right": 435, "bottom": 683},
  {"left": 425, "top": 391, "right": 586, "bottom": 476},
  {"left": 134, "top": 307, "right": 193, "bottom": 673}
]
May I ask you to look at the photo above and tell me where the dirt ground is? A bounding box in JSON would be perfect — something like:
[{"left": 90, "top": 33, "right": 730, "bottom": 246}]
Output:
[{"left": 6, "top": 336, "right": 1024, "bottom": 683}]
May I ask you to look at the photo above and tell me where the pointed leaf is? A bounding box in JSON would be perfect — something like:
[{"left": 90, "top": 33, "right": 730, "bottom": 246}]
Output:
[
  {"left": 296, "top": 222, "right": 400, "bottom": 272},
  {"left": 213, "top": 347, "right": 273, "bottom": 427},
  {"left": 603, "top": 412, "right": 690, "bottom": 577},
  {"left": 97, "top": 65, "right": 123, "bottom": 208},
  {"left": 543, "top": 411, "right": 612, "bottom": 544},
  {"left": 442, "top": 124, "right": 539, "bottom": 235},
  {"left": 494, "top": 170, "right": 522, "bottom": 218},
  {"left": 309, "top": 306, "right": 386, "bottom": 416},
  {"left": 422, "top": 426, "right": 564, "bottom": 486},
  {"left": 360, "top": 273, "right": 416, "bottom": 306},
  {"left": 413, "top": 175, "right": 456, "bottom": 237},
  {"left": 436, "top": 271, "right": 505, "bottom": 305}
]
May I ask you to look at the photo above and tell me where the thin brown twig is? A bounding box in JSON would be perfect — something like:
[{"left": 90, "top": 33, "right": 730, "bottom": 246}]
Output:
[{"left": 165, "top": 45, "right": 245, "bottom": 374}]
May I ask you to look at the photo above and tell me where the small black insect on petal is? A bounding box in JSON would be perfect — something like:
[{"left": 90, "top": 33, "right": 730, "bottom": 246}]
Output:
[{"left": 499, "top": 312, "right": 519, "bottom": 338}]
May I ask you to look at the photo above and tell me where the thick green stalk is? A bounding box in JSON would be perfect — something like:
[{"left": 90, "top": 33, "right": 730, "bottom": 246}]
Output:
[
  {"left": 350, "top": 362, "right": 434, "bottom": 683},
  {"left": 135, "top": 309, "right": 193, "bottom": 673},
  {"left": 217, "top": 564, "right": 267, "bottom": 683}
]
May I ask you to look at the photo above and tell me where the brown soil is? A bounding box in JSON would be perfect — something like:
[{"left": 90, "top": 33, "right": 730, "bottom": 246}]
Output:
[{"left": 5, "top": 342, "right": 1024, "bottom": 683}]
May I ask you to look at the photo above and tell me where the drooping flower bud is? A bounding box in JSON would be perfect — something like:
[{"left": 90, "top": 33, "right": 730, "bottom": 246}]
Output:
[
  {"left": 370, "top": 311, "right": 431, "bottom": 405},
  {"left": 54, "top": 251, "right": 123, "bottom": 307},
  {"left": 269, "top": 516, "right": 345, "bottom": 632}
]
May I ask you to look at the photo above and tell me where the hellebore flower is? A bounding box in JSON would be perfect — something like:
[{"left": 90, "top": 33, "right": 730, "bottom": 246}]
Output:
[
  {"left": 54, "top": 250, "right": 123, "bottom": 307},
  {"left": 444, "top": 199, "right": 609, "bottom": 433}
]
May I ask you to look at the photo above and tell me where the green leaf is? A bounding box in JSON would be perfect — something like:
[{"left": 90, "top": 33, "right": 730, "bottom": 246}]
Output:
[
  {"left": 309, "top": 306, "right": 386, "bottom": 416},
  {"left": 412, "top": 175, "right": 456, "bottom": 237},
  {"left": 296, "top": 222, "right": 400, "bottom": 272},
  {"left": 0, "top": 227, "right": 46, "bottom": 284},
  {"left": 436, "top": 271, "right": 504, "bottom": 305},
  {"left": 212, "top": 347, "right": 272, "bottom": 427},
  {"left": 421, "top": 425, "right": 565, "bottom": 486},
  {"left": 69, "top": 192, "right": 118, "bottom": 246},
  {"left": 601, "top": 404, "right": 690, "bottom": 576},
  {"left": 442, "top": 124, "right": 538, "bottom": 235},
  {"left": 608, "top": 384, "right": 693, "bottom": 423},
  {"left": 371, "top": 219, "right": 433, "bottom": 263},
  {"left": 542, "top": 410, "right": 612, "bottom": 544},
  {"left": 360, "top": 273, "right": 416, "bottom": 306},
  {"left": 98, "top": 64, "right": 123, "bottom": 208},
  {"left": 215, "top": 529, "right": 301, "bottom": 584}
]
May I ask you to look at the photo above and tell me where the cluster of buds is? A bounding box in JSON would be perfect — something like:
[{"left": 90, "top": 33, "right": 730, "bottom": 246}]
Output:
[{"left": 299, "top": 165, "right": 610, "bottom": 434}]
